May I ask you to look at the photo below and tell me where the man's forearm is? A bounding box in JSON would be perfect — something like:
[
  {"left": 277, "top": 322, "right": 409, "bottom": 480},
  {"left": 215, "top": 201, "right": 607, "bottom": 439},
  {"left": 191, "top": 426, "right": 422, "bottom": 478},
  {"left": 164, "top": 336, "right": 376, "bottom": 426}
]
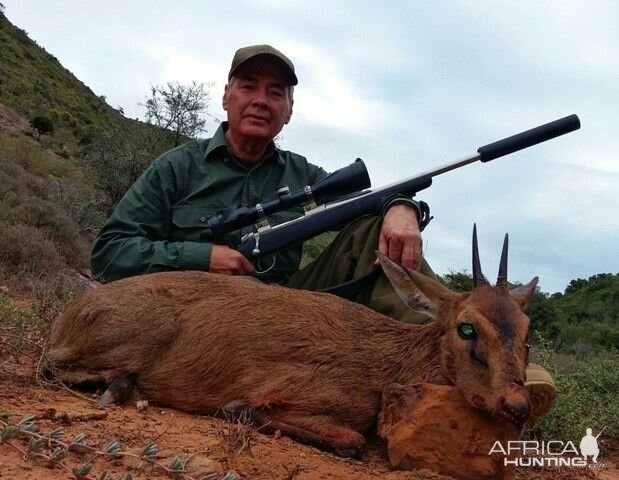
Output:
[{"left": 91, "top": 236, "right": 213, "bottom": 283}]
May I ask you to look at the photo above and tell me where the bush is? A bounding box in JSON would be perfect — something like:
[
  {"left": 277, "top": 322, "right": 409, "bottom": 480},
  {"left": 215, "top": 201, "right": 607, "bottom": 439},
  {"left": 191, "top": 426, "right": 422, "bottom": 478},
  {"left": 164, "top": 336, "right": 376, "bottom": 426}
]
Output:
[
  {"left": 82, "top": 122, "right": 173, "bottom": 211},
  {"left": 0, "top": 148, "right": 94, "bottom": 274},
  {"left": 0, "top": 223, "right": 64, "bottom": 276},
  {"left": 30, "top": 115, "right": 54, "bottom": 135},
  {"left": 0, "top": 291, "right": 45, "bottom": 331},
  {"left": 0, "top": 134, "right": 77, "bottom": 178},
  {"left": 528, "top": 331, "right": 619, "bottom": 444},
  {"left": 46, "top": 177, "right": 106, "bottom": 235},
  {"left": 59, "top": 110, "right": 79, "bottom": 127},
  {"left": 9, "top": 197, "right": 88, "bottom": 268}
]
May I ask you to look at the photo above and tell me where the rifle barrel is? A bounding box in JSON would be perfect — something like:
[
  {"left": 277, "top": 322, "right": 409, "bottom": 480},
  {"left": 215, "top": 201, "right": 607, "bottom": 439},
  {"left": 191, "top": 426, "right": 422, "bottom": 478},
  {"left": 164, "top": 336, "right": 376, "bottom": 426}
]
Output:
[{"left": 237, "top": 114, "right": 581, "bottom": 261}]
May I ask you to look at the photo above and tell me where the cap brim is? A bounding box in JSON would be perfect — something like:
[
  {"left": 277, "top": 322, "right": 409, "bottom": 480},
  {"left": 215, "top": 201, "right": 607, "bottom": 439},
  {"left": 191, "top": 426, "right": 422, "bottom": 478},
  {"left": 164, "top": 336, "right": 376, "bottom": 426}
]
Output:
[{"left": 229, "top": 53, "right": 298, "bottom": 86}]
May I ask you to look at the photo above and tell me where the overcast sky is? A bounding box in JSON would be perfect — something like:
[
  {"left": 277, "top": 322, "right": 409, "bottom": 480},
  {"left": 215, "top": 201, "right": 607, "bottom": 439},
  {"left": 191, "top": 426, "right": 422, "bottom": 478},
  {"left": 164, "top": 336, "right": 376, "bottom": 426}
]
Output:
[{"left": 4, "top": 0, "right": 618, "bottom": 293}]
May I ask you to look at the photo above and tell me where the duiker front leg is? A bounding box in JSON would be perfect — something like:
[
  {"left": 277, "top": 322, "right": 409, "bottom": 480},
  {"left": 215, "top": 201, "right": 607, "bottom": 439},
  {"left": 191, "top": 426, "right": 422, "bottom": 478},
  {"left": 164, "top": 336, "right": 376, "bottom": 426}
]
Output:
[{"left": 224, "top": 401, "right": 365, "bottom": 458}]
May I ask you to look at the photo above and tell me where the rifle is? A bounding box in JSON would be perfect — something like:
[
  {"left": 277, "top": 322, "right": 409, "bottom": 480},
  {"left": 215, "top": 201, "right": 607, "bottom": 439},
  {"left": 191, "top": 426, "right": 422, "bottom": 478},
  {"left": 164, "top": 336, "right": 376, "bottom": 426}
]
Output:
[
  {"left": 595, "top": 426, "right": 606, "bottom": 439},
  {"left": 206, "top": 114, "right": 581, "bottom": 270}
]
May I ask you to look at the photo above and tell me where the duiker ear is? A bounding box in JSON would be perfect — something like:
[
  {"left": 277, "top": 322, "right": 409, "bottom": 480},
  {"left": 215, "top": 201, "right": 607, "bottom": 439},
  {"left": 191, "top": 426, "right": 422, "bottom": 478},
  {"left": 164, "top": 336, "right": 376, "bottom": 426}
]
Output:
[
  {"left": 376, "top": 251, "right": 461, "bottom": 321},
  {"left": 510, "top": 277, "right": 539, "bottom": 309}
]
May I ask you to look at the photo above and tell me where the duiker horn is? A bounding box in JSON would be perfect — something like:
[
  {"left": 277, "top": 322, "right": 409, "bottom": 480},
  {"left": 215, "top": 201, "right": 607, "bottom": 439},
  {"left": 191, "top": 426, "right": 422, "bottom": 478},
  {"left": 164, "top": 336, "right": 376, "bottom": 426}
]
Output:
[
  {"left": 472, "top": 224, "right": 488, "bottom": 287},
  {"left": 496, "top": 233, "right": 509, "bottom": 287}
]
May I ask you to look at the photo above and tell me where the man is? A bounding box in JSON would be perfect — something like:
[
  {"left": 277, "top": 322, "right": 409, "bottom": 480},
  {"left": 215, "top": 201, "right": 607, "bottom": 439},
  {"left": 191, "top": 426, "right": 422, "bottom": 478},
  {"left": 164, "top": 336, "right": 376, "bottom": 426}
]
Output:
[{"left": 91, "top": 44, "right": 430, "bottom": 322}]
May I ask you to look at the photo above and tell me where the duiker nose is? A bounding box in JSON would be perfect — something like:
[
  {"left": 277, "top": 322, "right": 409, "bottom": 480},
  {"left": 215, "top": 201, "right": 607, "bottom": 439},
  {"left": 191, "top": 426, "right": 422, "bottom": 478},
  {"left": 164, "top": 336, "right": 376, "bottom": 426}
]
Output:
[{"left": 499, "top": 395, "right": 531, "bottom": 424}]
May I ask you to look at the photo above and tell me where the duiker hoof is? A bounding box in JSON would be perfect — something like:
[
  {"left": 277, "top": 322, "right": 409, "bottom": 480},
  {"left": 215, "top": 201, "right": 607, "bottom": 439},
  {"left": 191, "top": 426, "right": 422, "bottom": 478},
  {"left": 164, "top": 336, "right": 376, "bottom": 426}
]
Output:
[
  {"left": 378, "top": 383, "right": 520, "bottom": 480},
  {"left": 98, "top": 374, "right": 136, "bottom": 408},
  {"left": 334, "top": 444, "right": 365, "bottom": 459},
  {"left": 223, "top": 399, "right": 250, "bottom": 418}
]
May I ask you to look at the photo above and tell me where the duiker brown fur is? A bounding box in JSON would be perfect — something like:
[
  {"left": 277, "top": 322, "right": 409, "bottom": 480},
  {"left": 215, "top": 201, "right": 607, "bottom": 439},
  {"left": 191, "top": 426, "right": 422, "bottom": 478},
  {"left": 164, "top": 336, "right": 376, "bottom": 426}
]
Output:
[{"left": 47, "top": 232, "right": 537, "bottom": 457}]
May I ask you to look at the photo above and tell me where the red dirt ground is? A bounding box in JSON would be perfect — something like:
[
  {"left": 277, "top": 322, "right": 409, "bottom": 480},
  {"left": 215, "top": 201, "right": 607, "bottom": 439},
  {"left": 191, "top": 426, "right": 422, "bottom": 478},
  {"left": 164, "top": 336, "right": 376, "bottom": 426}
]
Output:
[{"left": 2, "top": 354, "right": 617, "bottom": 480}]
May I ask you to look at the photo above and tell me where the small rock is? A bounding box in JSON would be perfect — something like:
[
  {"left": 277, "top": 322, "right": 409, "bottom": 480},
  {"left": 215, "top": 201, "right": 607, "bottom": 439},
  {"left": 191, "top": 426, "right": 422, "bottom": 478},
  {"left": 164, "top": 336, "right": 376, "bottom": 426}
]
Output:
[
  {"left": 273, "top": 429, "right": 282, "bottom": 439},
  {"left": 39, "top": 408, "right": 57, "bottom": 419},
  {"left": 136, "top": 400, "right": 149, "bottom": 412},
  {"left": 185, "top": 455, "right": 224, "bottom": 477}
]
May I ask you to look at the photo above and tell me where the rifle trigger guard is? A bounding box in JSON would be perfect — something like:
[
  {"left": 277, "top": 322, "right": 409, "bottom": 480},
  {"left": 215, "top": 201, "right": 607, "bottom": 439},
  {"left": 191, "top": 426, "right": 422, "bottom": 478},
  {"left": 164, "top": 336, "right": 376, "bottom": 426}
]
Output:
[{"left": 255, "top": 254, "right": 276, "bottom": 275}]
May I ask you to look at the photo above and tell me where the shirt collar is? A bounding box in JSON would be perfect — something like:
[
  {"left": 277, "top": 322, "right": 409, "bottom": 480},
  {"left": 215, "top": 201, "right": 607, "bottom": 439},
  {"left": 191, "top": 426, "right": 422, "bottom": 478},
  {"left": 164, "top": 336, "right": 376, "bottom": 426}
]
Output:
[{"left": 204, "top": 122, "right": 284, "bottom": 166}]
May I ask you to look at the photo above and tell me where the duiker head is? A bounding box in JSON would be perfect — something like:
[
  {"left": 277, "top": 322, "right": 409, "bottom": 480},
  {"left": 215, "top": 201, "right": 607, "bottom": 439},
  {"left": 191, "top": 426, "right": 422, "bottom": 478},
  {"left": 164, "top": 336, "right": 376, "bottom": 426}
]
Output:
[{"left": 378, "top": 225, "right": 538, "bottom": 427}]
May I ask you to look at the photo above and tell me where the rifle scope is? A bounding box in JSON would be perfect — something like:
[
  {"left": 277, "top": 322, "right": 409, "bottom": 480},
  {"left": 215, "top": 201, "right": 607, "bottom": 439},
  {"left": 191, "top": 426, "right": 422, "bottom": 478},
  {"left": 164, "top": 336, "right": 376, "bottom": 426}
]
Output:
[{"left": 207, "top": 158, "right": 370, "bottom": 238}]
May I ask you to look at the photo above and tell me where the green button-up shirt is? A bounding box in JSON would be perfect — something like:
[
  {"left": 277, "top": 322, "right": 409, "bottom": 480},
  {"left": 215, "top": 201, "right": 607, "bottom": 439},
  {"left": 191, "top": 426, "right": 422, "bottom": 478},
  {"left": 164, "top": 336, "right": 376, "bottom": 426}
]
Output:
[
  {"left": 91, "top": 123, "right": 329, "bottom": 283},
  {"left": 91, "top": 122, "right": 421, "bottom": 284}
]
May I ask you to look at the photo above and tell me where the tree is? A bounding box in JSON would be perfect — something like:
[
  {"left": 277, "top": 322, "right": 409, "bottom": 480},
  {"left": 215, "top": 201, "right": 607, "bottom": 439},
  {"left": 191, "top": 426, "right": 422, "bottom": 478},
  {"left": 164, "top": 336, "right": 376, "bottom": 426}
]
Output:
[
  {"left": 83, "top": 122, "right": 173, "bottom": 212},
  {"left": 141, "top": 81, "right": 211, "bottom": 147},
  {"left": 527, "top": 289, "right": 561, "bottom": 339},
  {"left": 440, "top": 269, "right": 473, "bottom": 292}
]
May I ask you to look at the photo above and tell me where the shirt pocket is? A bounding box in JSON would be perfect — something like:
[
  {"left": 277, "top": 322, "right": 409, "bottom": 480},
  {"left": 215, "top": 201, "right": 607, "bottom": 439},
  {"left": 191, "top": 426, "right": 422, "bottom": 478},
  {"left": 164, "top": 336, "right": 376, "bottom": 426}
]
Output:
[
  {"left": 170, "top": 205, "right": 213, "bottom": 242},
  {"left": 171, "top": 204, "right": 243, "bottom": 246}
]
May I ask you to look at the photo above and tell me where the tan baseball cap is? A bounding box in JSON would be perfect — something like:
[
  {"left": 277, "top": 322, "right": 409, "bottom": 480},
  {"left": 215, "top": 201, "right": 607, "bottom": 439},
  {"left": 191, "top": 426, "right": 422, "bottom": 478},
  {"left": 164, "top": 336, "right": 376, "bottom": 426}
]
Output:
[{"left": 228, "top": 44, "right": 298, "bottom": 86}]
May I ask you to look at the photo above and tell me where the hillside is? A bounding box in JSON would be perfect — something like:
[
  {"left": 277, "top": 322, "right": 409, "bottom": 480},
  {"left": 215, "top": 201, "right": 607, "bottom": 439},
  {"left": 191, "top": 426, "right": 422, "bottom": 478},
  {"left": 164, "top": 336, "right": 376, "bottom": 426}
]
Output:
[
  {"left": 549, "top": 274, "right": 619, "bottom": 350},
  {"left": 0, "top": 10, "right": 123, "bottom": 146}
]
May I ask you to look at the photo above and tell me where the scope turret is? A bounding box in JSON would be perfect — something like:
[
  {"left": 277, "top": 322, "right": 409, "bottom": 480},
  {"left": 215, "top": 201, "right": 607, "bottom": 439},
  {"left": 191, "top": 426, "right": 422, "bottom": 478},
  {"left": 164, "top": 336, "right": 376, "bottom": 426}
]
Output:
[{"left": 206, "top": 158, "right": 370, "bottom": 238}]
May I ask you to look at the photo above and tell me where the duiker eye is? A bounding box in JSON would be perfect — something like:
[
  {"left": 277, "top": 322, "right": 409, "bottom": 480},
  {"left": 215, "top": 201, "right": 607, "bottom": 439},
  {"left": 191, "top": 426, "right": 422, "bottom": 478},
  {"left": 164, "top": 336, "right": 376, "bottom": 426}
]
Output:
[{"left": 457, "top": 323, "right": 476, "bottom": 340}]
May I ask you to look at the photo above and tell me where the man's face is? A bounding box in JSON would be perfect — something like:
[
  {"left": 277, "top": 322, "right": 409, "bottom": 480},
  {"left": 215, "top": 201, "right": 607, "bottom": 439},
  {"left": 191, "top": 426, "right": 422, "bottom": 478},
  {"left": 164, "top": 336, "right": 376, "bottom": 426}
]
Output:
[{"left": 223, "top": 58, "right": 293, "bottom": 143}]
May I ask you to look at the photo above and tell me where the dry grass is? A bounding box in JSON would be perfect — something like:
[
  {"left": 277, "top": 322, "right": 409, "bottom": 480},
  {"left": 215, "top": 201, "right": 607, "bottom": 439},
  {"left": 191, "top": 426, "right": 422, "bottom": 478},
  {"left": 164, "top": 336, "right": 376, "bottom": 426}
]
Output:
[{"left": 217, "top": 408, "right": 256, "bottom": 458}]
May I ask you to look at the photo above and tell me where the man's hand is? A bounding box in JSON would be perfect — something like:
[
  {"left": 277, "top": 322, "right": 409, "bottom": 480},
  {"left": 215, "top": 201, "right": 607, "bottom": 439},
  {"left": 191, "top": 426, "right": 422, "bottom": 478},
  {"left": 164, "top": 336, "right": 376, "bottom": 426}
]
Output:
[
  {"left": 209, "top": 245, "right": 255, "bottom": 275},
  {"left": 376, "top": 204, "right": 423, "bottom": 271}
]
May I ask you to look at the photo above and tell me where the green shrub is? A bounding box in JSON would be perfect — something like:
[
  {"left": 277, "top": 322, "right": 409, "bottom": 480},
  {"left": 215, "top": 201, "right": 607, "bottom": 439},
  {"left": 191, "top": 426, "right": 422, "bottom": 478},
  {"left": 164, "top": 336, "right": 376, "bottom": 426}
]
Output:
[
  {"left": 46, "top": 177, "right": 105, "bottom": 235},
  {"left": 0, "top": 134, "right": 79, "bottom": 178},
  {"left": 0, "top": 199, "right": 88, "bottom": 270},
  {"left": 59, "top": 110, "right": 79, "bottom": 127},
  {"left": 0, "top": 149, "right": 93, "bottom": 272},
  {"left": 529, "top": 331, "right": 619, "bottom": 444},
  {"left": 0, "top": 222, "right": 64, "bottom": 276},
  {"left": 30, "top": 115, "right": 54, "bottom": 135},
  {"left": 82, "top": 123, "right": 173, "bottom": 210},
  {"left": 9, "top": 197, "right": 87, "bottom": 268},
  {"left": 0, "top": 149, "right": 48, "bottom": 199},
  {"left": 0, "top": 291, "right": 44, "bottom": 330}
]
